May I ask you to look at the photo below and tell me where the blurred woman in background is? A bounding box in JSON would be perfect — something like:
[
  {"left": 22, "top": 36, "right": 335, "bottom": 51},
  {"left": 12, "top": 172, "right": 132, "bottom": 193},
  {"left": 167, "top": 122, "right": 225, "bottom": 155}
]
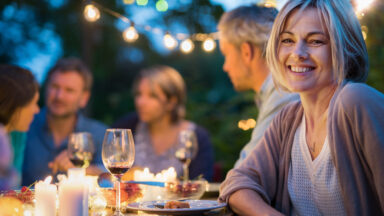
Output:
[
  {"left": 113, "top": 65, "right": 214, "bottom": 181},
  {"left": 0, "top": 64, "right": 40, "bottom": 189}
]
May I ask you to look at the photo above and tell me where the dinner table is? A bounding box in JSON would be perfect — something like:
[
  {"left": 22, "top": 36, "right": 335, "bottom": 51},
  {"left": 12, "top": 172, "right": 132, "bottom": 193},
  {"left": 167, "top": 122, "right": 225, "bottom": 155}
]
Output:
[{"left": 89, "top": 182, "right": 231, "bottom": 216}]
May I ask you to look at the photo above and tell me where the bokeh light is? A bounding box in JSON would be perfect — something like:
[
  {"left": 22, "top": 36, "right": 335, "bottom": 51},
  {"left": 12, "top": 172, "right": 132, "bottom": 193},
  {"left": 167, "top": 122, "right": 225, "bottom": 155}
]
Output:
[
  {"left": 156, "top": 0, "right": 168, "bottom": 12},
  {"left": 180, "top": 39, "right": 194, "bottom": 53},
  {"left": 355, "top": 0, "right": 375, "bottom": 13},
  {"left": 123, "top": 0, "right": 135, "bottom": 4},
  {"left": 202, "top": 38, "right": 216, "bottom": 52},
  {"left": 163, "top": 33, "right": 178, "bottom": 50},
  {"left": 238, "top": 119, "right": 257, "bottom": 131},
  {"left": 83, "top": 4, "right": 100, "bottom": 22},
  {"left": 123, "top": 26, "right": 139, "bottom": 42},
  {"left": 136, "top": 0, "right": 148, "bottom": 6}
]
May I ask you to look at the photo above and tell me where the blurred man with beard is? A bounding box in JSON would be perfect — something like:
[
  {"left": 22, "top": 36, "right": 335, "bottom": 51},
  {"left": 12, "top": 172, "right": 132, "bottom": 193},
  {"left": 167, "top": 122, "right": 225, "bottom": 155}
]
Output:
[{"left": 22, "top": 58, "right": 107, "bottom": 185}]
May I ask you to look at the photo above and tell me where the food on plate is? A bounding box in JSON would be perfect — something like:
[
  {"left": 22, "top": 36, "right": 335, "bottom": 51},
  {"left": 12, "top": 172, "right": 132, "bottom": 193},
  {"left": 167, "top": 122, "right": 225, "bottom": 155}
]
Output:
[
  {"left": 164, "top": 200, "right": 190, "bottom": 209},
  {"left": 166, "top": 181, "right": 204, "bottom": 197}
]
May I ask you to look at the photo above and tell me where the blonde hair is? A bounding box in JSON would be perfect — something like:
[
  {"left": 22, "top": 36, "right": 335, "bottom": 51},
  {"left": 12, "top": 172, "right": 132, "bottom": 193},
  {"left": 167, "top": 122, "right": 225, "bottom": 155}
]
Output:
[
  {"left": 133, "top": 65, "right": 186, "bottom": 123},
  {"left": 266, "top": 0, "right": 368, "bottom": 91},
  {"left": 218, "top": 5, "right": 278, "bottom": 56}
]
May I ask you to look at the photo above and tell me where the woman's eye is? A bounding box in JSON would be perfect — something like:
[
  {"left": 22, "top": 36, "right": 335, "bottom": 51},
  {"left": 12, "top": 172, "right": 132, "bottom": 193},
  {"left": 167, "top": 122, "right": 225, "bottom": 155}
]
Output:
[
  {"left": 309, "top": 40, "right": 325, "bottom": 45},
  {"left": 281, "top": 38, "right": 294, "bottom": 44}
]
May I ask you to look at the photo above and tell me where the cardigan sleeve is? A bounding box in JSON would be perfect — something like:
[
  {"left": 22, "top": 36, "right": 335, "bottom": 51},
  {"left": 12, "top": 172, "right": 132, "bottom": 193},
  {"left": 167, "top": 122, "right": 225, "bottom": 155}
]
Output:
[{"left": 329, "top": 83, "right": 384, "bottom": 214}]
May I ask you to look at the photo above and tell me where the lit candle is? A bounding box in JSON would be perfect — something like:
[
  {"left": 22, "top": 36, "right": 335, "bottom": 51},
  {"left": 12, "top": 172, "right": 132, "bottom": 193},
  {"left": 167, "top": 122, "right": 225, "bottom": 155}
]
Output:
[
  {"left": 58, "top": 169, "right": 89, "bottom": 216},
  {"left": 35, "top": 176, "right": 57, "bottom": 216}
]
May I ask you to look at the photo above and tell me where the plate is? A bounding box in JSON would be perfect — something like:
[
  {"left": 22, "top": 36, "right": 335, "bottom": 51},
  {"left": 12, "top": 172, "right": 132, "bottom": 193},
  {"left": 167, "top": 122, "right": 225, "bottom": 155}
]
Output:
[{"left": 125, "top": 199, "right": 226, "bottom": 215}]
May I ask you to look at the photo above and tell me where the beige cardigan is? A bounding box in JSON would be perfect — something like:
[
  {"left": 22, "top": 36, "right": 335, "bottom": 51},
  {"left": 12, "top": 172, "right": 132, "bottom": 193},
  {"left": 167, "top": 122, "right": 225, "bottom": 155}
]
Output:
[{"left": 219, "top": 82, "right": 384, "bottom": 215}]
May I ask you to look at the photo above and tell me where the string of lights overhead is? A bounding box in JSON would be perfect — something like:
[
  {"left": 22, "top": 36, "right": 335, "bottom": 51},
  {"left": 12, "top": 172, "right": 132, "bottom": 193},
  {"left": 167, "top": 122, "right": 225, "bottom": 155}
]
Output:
[
  {"left": 83, "top": 0, "right": 375, "bottom": 56},
  {"left": 83, "top": 0, "right": 219, "bottom": 53}
]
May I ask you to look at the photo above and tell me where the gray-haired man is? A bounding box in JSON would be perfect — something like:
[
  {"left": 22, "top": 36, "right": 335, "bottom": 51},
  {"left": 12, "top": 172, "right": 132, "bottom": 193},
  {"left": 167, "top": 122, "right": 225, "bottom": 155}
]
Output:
[{"left": 218, "top": 5, "right": 299, "bottom": 167}]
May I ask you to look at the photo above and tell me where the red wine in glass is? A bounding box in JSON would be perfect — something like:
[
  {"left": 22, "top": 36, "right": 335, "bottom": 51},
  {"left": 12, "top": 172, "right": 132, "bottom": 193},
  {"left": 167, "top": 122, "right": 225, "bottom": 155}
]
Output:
[
  {"left": 102, "top": 129, "right": 135, "bottom": 216},
  {"left": 107, "top": 165, "right": 130, "bottom": 175}
]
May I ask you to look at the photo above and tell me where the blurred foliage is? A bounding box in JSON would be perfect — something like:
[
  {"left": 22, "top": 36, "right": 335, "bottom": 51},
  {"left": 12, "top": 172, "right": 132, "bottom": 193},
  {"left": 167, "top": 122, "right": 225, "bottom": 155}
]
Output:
[
  {"left": 362, "top": 0, "right": 384, "bottom": 92},
  {"left": 0, "top": 0, "right": 383, "bottom": 181}
]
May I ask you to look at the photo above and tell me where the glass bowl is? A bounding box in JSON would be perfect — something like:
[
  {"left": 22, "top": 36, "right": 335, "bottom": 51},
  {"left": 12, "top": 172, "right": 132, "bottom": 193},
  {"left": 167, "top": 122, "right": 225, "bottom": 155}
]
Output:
[{"left": 164, "top": 179, "right": 207, "bottom": 200}]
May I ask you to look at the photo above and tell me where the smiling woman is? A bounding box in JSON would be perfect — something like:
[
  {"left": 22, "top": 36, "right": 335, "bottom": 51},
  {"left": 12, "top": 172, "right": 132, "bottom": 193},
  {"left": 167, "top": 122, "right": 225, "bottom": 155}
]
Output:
[{"left": 219, "top": 0, "right": 384, "bottom": 215}]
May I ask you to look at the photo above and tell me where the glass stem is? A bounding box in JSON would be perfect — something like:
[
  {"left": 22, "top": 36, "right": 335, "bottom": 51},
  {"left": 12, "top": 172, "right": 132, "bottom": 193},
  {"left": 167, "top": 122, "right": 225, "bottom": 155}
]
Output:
[
  {"left": 116, "top": 177, "right": 121, "bottom": 213},
  {"left": 183, "top": 159, "right": 191, "bottom": 181}
]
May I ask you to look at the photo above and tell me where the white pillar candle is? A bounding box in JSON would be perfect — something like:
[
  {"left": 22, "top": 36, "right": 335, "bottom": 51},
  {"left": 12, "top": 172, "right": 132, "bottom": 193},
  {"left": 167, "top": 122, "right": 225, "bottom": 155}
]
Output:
[
  {"left": 67, "top": 167, "right": 86, "bottom": 179},
  {"left": 58, "top": 170, "right": 89, "bottom": 216},
  {"left": 35, "top": 176, "right": 57, "bottom": 216}
]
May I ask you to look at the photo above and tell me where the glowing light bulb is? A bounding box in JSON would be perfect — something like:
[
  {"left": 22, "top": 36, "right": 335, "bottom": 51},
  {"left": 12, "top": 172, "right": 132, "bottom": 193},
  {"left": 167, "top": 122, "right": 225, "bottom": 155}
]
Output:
[
  {"left": 180, "top": 39, "right": 194, "bottom": 53},
  {"left": 123, "top": 0, "right": 135, "bottom": 4},
  {"left": 84, "top": 4, "right": 100, "bottom": 22},
  {"left": 156, "top": 0, "right": 168, "bottom": 12},
  {"left": 355, "top": 0, "right": 374, "bottom": 13},
  {"left": 123, "top": 26, "right": 139, "bottom": 42},
  {"left": 264, "top": 0, "right": 277, "bottom": 8},
  {"left": 202, "top": 38, "right": 216, "bottom": 52},
  {"left": 136, "top": 0, "right": 148, "bottom": 6},
  {"left": 163, "top": 33, "right": 178, "bottom": 50}
]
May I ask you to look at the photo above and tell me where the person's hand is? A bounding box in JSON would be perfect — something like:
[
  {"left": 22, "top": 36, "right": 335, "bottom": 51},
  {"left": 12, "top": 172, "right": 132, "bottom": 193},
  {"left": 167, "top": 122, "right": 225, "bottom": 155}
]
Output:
[{"left": 48, "top": 150, "right": 75, "bottom": 174}]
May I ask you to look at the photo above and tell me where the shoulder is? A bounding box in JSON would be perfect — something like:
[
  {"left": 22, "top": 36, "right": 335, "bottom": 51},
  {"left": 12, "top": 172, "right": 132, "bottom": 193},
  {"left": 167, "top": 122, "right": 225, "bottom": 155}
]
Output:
[
  {"left": 276, "top": 100, "right": 302, "bottom": 120},
  {"left": 185, "top": 121, "right": 212, "bottom": 146},
  {"left": 27, "top": 109, "right": 47, "bottom": 136},
  {"left": 194, "top": 124, "right": 211, "bottom": 139},
  {"left": 111, "top": 112, "right": 139, "bottom": 130},
  {"left": 333, "top": 82, "right": 384, "bottom": 113},
  {"left": 81, "top": 115, "right": 108, "bottom": 132}
]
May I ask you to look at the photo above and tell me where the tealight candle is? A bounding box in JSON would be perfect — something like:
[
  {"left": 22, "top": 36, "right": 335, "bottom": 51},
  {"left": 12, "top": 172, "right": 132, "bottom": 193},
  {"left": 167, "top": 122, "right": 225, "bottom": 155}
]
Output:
[{"left": 35, "top": 176, "right": 57, "bottom": 216}]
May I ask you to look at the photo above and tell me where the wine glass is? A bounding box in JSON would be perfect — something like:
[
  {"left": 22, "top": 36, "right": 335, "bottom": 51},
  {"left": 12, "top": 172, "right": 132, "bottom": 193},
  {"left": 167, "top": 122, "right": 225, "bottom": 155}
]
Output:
[
  {"left": 67, "top": 132, "right": 95, "bottom": 168},
  {"left": 175, "top": 129, "right": 198, "bottom": 182},
  {"left": 102, "top": 129, "right": 135, "bottom": 215}
]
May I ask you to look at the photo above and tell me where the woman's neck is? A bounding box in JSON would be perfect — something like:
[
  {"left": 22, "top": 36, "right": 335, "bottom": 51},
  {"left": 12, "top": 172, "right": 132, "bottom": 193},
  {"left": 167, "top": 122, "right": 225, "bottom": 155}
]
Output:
[
  {"left": 147, "top": 116, "right": 177, "bottom": 134},
  {"left": 300, "top": 84, "right": 337, "bottom": 125}
]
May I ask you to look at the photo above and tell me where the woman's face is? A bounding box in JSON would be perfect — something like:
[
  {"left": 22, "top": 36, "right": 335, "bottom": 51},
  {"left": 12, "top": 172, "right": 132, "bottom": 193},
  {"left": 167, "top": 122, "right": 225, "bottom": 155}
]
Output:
[
  {"left": 278, "top": 7, "right": 336, "bottom": 94},
  {"left": 9, "top": 92, "right": 40, "bottom": 132},
  {"left": 134, "top": 78, "right": 172, "bottom": 124}
]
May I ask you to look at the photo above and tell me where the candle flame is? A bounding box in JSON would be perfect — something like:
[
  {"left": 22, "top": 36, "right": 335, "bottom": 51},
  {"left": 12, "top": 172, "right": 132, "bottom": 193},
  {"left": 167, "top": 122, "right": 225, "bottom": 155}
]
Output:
[{"left": 44, "top": 176, "right": 53, "bottom": 184}]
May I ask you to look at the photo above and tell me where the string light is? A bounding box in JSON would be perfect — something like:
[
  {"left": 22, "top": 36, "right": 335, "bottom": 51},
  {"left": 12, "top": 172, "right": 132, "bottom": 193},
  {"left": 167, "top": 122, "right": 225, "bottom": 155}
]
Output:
[
  {"left": 84, "top": 4, "right": 100, "bottom": 22},
  {"left": 156, "top": 0, "right": 168, "bottom": 12},
  {"left": 123, "top": 0, "right": 135, "bottom": 4},
  {"left": 84, "top": 1, "right": 220, "bottom": 53},
  {"left": 180, "top": 39, "right": 194, "bottom": 53},
  {"left": 137, "top": 0, "right": 149, "bottom": 6},
  {"left": 355, "top": 0, "right": 375, "bottom": 13},
  {"left": 123, "top": 26, "right": 139, "bottom": 42},
  {"left": 264, "top": 0, "right": 277, "bottom": 8},
  {"left": 163, "top": 33, "right": 178, "bottom": 50},
  {"left": 202, "top": 38, "right": 216, "bottom": 52}
]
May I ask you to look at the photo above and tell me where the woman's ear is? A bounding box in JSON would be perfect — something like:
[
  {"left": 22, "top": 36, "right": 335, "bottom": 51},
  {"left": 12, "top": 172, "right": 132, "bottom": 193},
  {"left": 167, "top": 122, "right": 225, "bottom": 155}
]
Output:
[{"left": 166, "top": 97, "right": 178, "bottom": 111}]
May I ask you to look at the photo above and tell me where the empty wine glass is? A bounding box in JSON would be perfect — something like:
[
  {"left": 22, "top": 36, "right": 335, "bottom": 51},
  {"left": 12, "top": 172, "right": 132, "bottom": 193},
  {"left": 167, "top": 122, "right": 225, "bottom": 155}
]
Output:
[
  {"left": 67, "top": 132, "right": 95, "bottom": 168},
  {"left": 175, "top": 129, "right": 198, "bottom": 182},
  {"left": 102, "top": 129, "right": 135, "bottom": 215}
]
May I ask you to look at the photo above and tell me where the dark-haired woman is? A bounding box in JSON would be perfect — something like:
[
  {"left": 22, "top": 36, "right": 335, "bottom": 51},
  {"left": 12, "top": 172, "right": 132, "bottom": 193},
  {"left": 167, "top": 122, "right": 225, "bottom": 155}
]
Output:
[{"left": 0, "top": 65, "right": 39, "bottom": 189}]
